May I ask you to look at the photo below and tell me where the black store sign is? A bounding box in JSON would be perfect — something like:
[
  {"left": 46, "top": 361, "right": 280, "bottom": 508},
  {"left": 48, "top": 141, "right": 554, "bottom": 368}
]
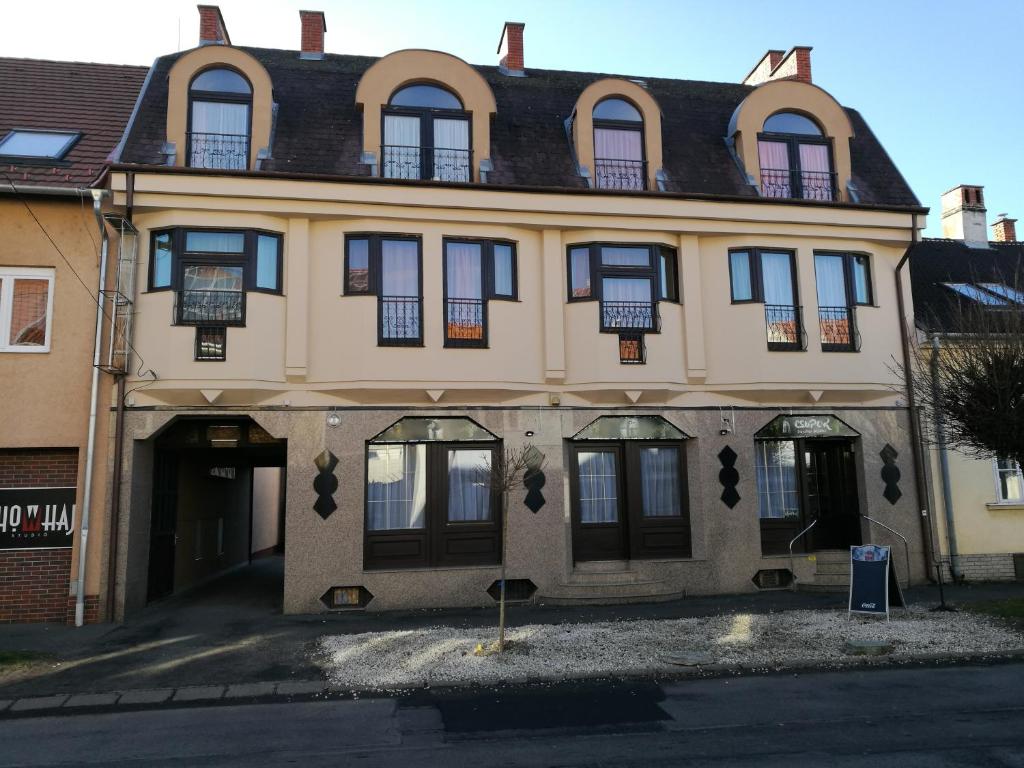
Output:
[{"left": 0, "top": 487, "right": 76, "bottom": 550}]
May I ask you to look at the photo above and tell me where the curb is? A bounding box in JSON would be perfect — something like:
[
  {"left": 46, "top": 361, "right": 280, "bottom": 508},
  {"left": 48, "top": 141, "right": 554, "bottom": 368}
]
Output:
[{"left": 3, "top": 648, "right": 1024, "bottom": 718}]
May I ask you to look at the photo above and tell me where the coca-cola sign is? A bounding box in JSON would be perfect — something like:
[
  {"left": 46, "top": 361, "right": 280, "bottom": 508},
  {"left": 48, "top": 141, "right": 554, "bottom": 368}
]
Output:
[{"left": 0, "top": 487, "right": 75, "bottom": 550}]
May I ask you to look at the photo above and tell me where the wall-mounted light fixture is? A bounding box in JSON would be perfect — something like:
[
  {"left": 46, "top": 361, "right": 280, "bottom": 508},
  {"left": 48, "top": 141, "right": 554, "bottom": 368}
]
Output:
[
  {"left": 327, "top": 411, "right": 341, "bottom": 428},
  {"left": 525, "top": 430, "right": 535, "bottom": 437}
]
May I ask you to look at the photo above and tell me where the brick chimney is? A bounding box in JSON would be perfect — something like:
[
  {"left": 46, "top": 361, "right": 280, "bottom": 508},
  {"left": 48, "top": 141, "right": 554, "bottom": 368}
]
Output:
[
  {"left": 498, "top": 22, "right": 525, "bottom": 76},
  {"left": 299, "top": 10, "right": 326, "bottom": 60},
  {"left": 941, "top": 185, "right": 988, "bottom": 244},
  {"left": 992, "top": 214, "right": 1018, "bottom": 243},
  {"left": 742, "top": 46, "right": 812, "bottom": 86},
  {"left": 198, "top": 5, "right": 230, "bottom": 46}
]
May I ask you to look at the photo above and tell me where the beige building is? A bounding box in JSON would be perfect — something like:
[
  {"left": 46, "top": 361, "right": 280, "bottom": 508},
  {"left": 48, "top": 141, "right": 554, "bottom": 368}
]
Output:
[
  {"left": 911, "top": 187, "right": 1024, "bottom": 583},
  {"left": 0, "top": 57, "right": 146, "bottom": 623},
  {"left": 103, "top": 7, "right": 932, "bottom": 617}
]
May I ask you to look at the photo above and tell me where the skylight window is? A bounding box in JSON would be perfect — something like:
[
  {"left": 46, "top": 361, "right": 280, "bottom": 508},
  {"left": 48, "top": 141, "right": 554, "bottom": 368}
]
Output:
[
  {"left": 0, "top": 130, "right": 79, "bottom": 160},
  {"left": 978, "top": 283, "right": 1024, "bottom": 305},
  {"left": 942, "top": 283, "right": 1009, "bottom": 306}
]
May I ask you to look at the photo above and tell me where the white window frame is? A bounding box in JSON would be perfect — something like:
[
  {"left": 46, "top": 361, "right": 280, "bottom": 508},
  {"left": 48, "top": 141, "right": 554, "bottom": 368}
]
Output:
[
  {"left": 992, "top": 458, "right": 1024, "bottom": 504},
  {"left": 0, "top": 267, "right": 55, "bottom": 353}
]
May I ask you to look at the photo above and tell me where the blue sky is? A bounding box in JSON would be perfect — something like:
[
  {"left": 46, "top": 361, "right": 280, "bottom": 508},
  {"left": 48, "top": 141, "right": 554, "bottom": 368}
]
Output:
[{"left": 10, "top": 0, "right": 1022, "bottom": 235}]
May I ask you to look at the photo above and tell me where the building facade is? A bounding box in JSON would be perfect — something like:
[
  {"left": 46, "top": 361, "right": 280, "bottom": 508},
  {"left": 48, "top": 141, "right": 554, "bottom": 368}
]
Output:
[
  {"left": 0, "top": 57, "right": 147, "bottom": 622},
  {"left": 911, "top": 187, "right": 1024, "bottom": 583},
  {"left": 104, "top": 7, "right": 931, "bottom": 617}
]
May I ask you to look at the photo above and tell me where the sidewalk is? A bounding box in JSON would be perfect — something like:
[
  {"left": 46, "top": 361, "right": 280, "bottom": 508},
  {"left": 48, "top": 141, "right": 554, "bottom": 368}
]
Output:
[{"left": 1, "top": 557, "right": 1022, "bottom": 702}]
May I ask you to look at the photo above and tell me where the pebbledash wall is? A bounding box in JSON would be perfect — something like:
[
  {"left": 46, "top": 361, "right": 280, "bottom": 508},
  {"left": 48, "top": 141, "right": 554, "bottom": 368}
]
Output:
[{"left": 113, "top": 405, "right": 925, "bottom": 615}]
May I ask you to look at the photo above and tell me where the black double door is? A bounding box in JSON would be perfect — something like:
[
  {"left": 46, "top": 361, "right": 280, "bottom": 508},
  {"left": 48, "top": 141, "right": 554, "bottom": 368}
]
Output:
[
  {"left": 802, "top": 439, "right": 861, "bottom": 550},
  {"left": 147, "top": 449, "right": 178, "bottom": 602}
]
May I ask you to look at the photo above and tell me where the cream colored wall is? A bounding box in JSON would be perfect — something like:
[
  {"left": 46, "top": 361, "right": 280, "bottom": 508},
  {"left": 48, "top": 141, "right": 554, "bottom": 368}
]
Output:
[
  {"left": 0, "top": 198, "right": 111, "bottom": 608},
  {"left": 114, "top": 172, "right": 917, "bottom": 411}
]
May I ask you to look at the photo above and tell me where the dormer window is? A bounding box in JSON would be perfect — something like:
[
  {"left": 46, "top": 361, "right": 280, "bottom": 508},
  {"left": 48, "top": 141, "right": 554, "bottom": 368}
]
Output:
[
  {"left": 188, "top": 68, "right": 252, "bottom": 170},
  {"left": 758, "top": 111, "right": 834, "bottom": 201},
  {"left": 593, "top": 98, "right": 645, "bottom": 190},
  {"left": 382, "top": 84, "right": 470, "bottom": 182}
]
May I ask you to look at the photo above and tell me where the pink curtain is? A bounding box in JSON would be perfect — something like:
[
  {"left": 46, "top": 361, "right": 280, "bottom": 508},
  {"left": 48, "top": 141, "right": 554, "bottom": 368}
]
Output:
[
  {"left": 798, "top": 144, "right": 833, "bottom": 200},
  {"left": 757, "top": 140, "right": 790, "bottom": 198}
]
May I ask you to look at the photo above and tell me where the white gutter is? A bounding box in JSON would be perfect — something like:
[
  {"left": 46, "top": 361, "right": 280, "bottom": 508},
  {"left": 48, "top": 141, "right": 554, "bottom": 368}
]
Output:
[{"left": 76, "top": 189, "right": 110, "bottom": 626}]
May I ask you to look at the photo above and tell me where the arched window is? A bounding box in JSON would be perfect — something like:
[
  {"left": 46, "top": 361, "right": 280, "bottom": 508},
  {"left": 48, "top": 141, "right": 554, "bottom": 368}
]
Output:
[
  {"left": 188, "top": 68, "right": 252, "bottom": 170},
  {"left": 757, "top": 111, "right": 834, "bottom": 200},
  {"left": 383, "top": 83, "right": 470, "bottom": 182},
  {"left": 593, "top": 97, "right": 645, "bottom": 190}
]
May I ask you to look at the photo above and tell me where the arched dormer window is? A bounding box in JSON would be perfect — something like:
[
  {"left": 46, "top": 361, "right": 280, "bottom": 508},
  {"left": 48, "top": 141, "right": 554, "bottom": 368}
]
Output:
[
  {"left": 382, "top": 83, "right": 470, "bottom": 182},
  {"left": 188, "top": 67, "right": 252, "bottom": 170},
  {"left": 757, "top": 111, "right": 834, "bottom": 201},
  {"left": 593, "top": 98, "right": 645, "bottom": 190}
]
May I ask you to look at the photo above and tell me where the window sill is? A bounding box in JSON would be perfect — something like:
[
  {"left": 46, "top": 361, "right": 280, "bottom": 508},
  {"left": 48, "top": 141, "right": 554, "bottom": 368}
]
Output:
[
  {"left": 986, "top": 502, "right": 1024, "bottom": 512},
  {"left": 363, "top": 563, "right": 502, "bottom": 574},
  {"left": 0, "top": 347, "right": 50, "bottom": 354}
]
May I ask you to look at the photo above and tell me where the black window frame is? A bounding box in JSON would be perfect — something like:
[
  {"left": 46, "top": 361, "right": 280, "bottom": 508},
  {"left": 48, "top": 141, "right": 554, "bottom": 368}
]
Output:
[
  {"left": 813, "top": 251, "right": 873, "bottom": 307},
  {"left": 362, "top": 439, "right": 502, "bottom": 570},
  {"left": 194, "top": 326, "right": 227, "bottom": 361},
  {"left": 342, "top": 233, "right": 424, "bottom": 347},
  {"left": 728, "top": 248, "right": 799, "bottom": 306},
  {"left": 813, "top": 251, "right": 869, "bottom": 354},
  {"left": 381, "top": 84, "right": 472, "bottom": 182},
  {"left": 186, "top": 66, "right": 254, "bottom": 171},
  {"left": 441, "top": 238, "right": 518, "bottom": 350},
  {"left": 592, "top": 97, "right": 647, "bottom": 191},
  {"left": 149, "top": 227, "right": 284, "bottom": 296},
  {"left": 757, "top": 115, "right": 836, "bottom": 201},
  {"left": 566, "top": 243, "right": 677, "bottom": 305}
]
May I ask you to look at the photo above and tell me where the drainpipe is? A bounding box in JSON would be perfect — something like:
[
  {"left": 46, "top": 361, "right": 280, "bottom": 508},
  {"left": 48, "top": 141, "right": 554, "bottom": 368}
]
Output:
[
  {"left": 930, "top": 334, "right": 962, "bottom": 581},
  {"left": 893, "top": 212, "right": 936, "bottom": 582},
  {"left": 76, "top": 189, "right": 111, "bottom": 626}
]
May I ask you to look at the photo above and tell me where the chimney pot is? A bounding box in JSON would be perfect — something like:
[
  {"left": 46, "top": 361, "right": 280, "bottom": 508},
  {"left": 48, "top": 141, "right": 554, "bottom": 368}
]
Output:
[
  {"left": 197, "top": 5, "right": 230, "bottom": 46},
  {"left": 742, "top": 46, "right": 812, "bottom": 86},
  {"left": 299, "top": 10, "right": 326, "bottom": 60},
  {"left": 993, "top": 214, "right": 1018, "bottom": 243},
  {"left": 498, "top": 22, "right": 526, "bottom": 76},
  {"left": 941, "top": 184, "right": 989, "bottom": 243}
]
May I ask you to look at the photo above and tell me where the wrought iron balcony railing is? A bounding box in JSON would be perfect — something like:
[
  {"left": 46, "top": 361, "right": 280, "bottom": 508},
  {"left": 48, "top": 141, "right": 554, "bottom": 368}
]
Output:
[
  {"left": 381, "top": 145, "right": 472, "bottom": 182},
  {"left": 188, "top": 132, "right": 250, "bottom": 170},
  {"left": 445, "top": 298, "right": 487, "bottom": 347},
  {"left": 595, "top": 158, "right": 647, "bottom": 191},
  {"left": 759, "top": 168, "right": 838, "bottom": 202},
  {"left": 379, "top": 295, "right": 422, "bottom": 345},
  {"left": 175, "top": 289, "right": 245, "bottom": 326},
  {"left": 764, "top": 304, "right": 805, "bottom": 351},
  {"left": 818, "top": 305, "right": 860, "bottom": 352},
  {"left": 600, "top": 300, "right": 659, "bottom": 333}
]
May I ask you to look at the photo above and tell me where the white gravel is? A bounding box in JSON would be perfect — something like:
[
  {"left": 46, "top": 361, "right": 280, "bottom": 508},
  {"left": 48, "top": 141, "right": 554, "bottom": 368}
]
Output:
[{"left": 317, "top": 607, "right": 1024, "bottom": 690}]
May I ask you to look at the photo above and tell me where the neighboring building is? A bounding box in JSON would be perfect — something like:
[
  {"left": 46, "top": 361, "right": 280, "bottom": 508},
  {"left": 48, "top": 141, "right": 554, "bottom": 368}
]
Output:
[
  {"left": 910, "top": 186, "right": 1024, "bottom": 583},
  {"left": 103, "top": 6, "right": 931, "bottom": 617},
  {"left": 0, "top": 57, "right": 147, "bottom": 622}
]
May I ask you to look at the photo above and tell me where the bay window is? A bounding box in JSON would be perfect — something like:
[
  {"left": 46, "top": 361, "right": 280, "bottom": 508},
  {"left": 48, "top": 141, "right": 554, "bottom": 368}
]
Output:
[
  {"left": 343, "top": 235, "right": 422, "bottom": 346},
  {"left": 443, "top": 239, "right": 517, "bottom": 348},
  {"left": 814, "top": 252, "right": 870, "bottom": 352},
  {"left": 0, "top": 267, "right": 54, "bottom": 353},
  {"left": 729, "top": 248, "right": 802, "bottom": 350},
  {"left": 757, "top": 112, "right": 835, "bottom": 201}
]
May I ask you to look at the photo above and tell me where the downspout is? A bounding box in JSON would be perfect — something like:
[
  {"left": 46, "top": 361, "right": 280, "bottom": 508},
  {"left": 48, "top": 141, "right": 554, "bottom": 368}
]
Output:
[
  {"left": 893, "top": 212, "right": 936, "bottom": 581},
  {"left": 77, "top": 189, "right": 111, "bottom": 626},
  {"left": 930, "top": 334, "right": 962, "bottom": 580}
]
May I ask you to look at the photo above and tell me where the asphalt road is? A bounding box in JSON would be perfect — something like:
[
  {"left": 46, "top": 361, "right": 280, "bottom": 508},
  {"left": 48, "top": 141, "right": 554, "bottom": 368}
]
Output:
[{"left": 5, "top": 663, "right": 1024, "bottom": 767}]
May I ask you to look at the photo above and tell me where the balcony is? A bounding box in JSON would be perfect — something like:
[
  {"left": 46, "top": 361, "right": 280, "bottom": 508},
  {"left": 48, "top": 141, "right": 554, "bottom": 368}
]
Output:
[
  {"left": 594, "top": 158, "right": 647, "bottom": 191},
  {"left": 379, "top": 295, "right": 422, "bottom": 345},
  {"left": 600, "top": 301, "right": 659, "bottom": 333},
  {"left": 818, "top": 305, "right": 859, "bottom": 352},
  {"left": 381, "top": 145, "right": 472, "bottom": 182},
  {"left": 188, "top": 132, "right": 249, "bottom": 170},
  {"left": 764, "top": 304, "right": 804, "bottom": 351},
  {"left": 759, "top": 168, "right": 838, "bottom": 202},
  {"left": 175, "top": 289, "right": 245, "bottom": 326},
  {"left": 445, "top": 298, "right": 486, "bottom": 348}
]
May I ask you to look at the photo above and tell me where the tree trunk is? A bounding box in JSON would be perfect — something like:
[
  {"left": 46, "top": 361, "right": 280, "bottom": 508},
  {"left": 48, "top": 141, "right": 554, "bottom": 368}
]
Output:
[{"left": 498, "top": 490, "right": 509, "bottom": 652}]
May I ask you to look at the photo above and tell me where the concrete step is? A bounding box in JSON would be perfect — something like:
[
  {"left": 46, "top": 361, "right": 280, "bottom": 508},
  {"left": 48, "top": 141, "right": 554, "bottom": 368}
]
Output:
[
  {"left": 573, "top": 560, "right": 633, "bottom": 574},
  {"left": 814, "top": 562, "right": 851, "bottom": 576},
  {"left": 539, "top": 579, "right": 683, "bottom": 605},
  {"left": 566, "top": 570, "right": 646, "bottom": 586},
  {"left": 796, "top": 582, "right": 849, "bottom": 593},
  {"left": 538, "top": 588, "right": 685, "bottom": 606},
  {"left": 812, "top": 550, "right": 850, "bottom": 564}
]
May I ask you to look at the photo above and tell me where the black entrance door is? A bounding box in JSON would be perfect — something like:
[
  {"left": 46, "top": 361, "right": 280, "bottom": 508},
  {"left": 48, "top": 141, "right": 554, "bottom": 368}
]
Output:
[
  {"left": 803, "top": 440, "right": 861, "bottom": 549},
  {"left": 147, "top": 449, "right": 178, "bottom": 601},
  {"left": 571, "top": 444, "right": 628, "bottom": 561}
]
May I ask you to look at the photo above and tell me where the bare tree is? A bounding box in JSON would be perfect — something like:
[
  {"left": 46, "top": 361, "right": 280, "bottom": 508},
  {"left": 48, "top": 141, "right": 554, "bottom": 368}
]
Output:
[
  {"left": 477, "top": 444, "right": 545, "bottom": 653},
  {"left": 904, "top": 276, "right": 1024, "bottom": 467}
]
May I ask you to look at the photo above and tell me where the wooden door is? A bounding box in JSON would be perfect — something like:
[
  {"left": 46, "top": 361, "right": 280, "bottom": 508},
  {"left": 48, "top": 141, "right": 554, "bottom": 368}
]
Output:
[
  {"left": 626, "top": 442, "right": 691, "bottom": 559},
  {"left": 806, "top": 440, "right": 861, "bottom": 549},
  {"left": 571, "top": 444, "right": 627, "bottom": 561}
]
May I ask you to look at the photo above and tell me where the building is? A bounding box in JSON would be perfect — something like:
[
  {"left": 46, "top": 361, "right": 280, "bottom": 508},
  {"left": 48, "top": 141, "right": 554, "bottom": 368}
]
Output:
[
  {"left": 0, "top": 57, "right": 147, "bottom": 622},
  {"left": 102, "top": 6, "right": 932, "bottom": 617},
  {"left": 910, "top": 186, "right": 1024, "bottom": 583}
]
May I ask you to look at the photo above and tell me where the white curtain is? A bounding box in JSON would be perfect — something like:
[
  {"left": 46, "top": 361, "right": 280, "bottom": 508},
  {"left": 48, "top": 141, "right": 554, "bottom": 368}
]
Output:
[
  {"left": 383, "top": 115, "right": 420, "bottom": 179},
  {"left": 640, "top": 447, "right": 681, "bottom": 517},
  {"left": 594, "top": 128, "right": 642, "bottom": 160},
  {"left": 493, "top": 244, "right": 514, "bottom": 296},
  {"left": 578, "top": 451, "right": 618, "bottom": 523},
  {"left": 757, "top": 140, "right": 790, "bottom": 197},
  {"left": 730, "top": 251, "right": 753, "bottom": 301},
  {"left": 755, "top": 441, "right": 799, "bottom": 519},
  {"left": 190, "top": 101, "right": 249, "bottom": 170},
  {"left": 381, "top": 240, "right": 419, "bottom": 296},
  {"left": 602, "top": 277, "right": 652, "bottom": 303},
  {"left": 446, "top": 241, "right": 482, "bottom": 298},
  {"left": 446, "top": 449, "right": 491, "bottom": 522},
  {"left": 432, "top": 118, "right": 470, "bottom": 181},
  {"left": 367, "top": 444, "right": 427, "bottom": 530},
  {"left": 191, "top": 101, "right": 248, "bottom": 136},
  {"left": 760, "top": 252, "right": 793, "bottom": 305},
  {"left": 798, "top": 143, "right": 832, "bottom": 200},
  {"left": 185, "top": 231, "right": 245, "bottom": 253},
  {"left": 570, "top": 248, "right": 591, "bottom": 298},
  {"left": 815, "top": 254, "right": 847, "bottom": 307}
]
